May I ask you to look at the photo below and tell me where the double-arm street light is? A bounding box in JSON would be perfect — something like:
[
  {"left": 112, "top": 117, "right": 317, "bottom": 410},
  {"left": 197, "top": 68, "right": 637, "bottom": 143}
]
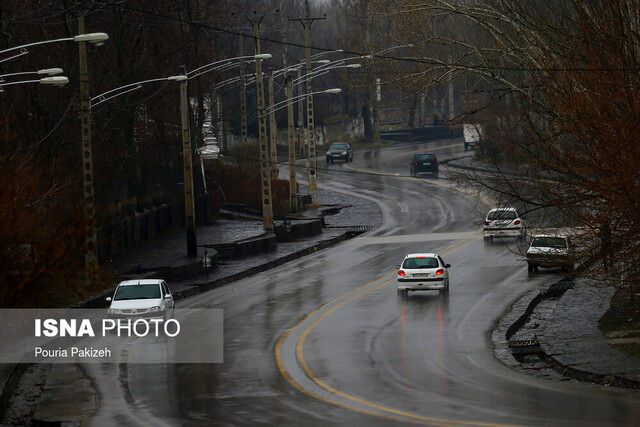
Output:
[{"left": 0, "top": 21, "right": 109, "bottom": 283}]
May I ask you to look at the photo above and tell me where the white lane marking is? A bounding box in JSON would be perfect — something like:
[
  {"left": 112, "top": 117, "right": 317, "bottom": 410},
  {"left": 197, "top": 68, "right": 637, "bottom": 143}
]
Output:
[{"left": 346, "top": 231, "right": 477, "bottom": 245}]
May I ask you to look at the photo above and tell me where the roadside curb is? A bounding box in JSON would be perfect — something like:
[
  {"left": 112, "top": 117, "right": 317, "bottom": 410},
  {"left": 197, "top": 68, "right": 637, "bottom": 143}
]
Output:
[
  {"left": 500, "top": 279, "right": 640, "bottom": 390},
  {"left": 170, "top": 229, "right": 357, "bottom": 301}
]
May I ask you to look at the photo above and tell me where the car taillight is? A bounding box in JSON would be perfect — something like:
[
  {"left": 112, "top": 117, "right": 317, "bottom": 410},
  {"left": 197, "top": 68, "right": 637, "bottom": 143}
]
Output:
[
  {"left": 435, "top": 269, "right": 444, "bottom": 275},
  {"left": 436, "top": 160, "right": 439, "bottom": 164},
  {"left": 514, "top": 220, "right": 521, "bottom": 225},
  {"left": 413, "top": 161, "right": 418, "bottom": 166},
  {"left": 398, "top": 270, "right": 406, "bottom": 276},
  {"left": 483, "top": 221, "right": 490, "bottom": 226}
]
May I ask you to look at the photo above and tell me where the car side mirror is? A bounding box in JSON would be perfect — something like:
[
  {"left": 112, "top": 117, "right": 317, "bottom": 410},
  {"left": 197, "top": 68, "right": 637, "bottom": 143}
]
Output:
[
  {"left": 395, "top": 265, "right": 401, "bottom": 269},
  {"left": 445, "top": 264, "right": 451, "bottom": 268},
  {"left": 105, "top": 297, "right": 112, "bottom": 302},
  {"left": 164, "top": 294, "right": 172, "bottom": 299}
]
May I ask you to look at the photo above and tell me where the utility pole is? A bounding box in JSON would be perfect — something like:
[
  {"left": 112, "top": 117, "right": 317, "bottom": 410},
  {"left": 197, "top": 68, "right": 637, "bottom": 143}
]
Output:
[
  {"left": 448, "top": 75, "right": 455, "bottom": 121},
  {"left": 179, "top": 65, "right": 198, "bottom": 257},
  {"left": 239, "top": 35, "right": 248, "bottom": 145},
  {"left": 249, "top": 17, "right": 274, "bottom": 230},
  {"left": 268, "top": 73, "right": 278, "bottom": 179},
  {"left": 297, "top": 67, "right": 305, "bottom": 156},
  {"left": 286, "top": 72, "right": 298, "bottom": 214},
  {"left": 290, "top": 9, "right": 325, "bottom": 203},
  {"left": 365, "top": 22, "right": 382, "bottom": 146},
  {"left": 374, "top": 75, "right": 381, "bottom": 145},
  {"left": 77, "top": 15, "right": 99, "bottom": 283}
]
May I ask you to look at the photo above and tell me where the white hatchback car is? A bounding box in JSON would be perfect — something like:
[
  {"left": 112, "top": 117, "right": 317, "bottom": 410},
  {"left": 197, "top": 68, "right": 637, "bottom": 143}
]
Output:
[
  {"left": 483, "top": 207, "right": 525, "bottom": 241},
  {"left": 106, "top": 279, "right": 175, "bottom": 320},
  {"left": 396, "top": 253, "right": 450, "bottom": 296}
]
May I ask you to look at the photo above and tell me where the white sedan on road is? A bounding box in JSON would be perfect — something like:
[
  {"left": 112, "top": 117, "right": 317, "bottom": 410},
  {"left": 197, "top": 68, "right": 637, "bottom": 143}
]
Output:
[
  {"left": 396, "top": 253, "right": 450, "bottom": 296},
  {"left": 106, "top": 279, "right": 175, "bottom": 320}
]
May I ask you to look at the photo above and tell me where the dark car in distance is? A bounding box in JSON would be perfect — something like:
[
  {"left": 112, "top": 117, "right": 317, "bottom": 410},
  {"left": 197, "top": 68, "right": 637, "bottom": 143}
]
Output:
[
  {"left": 410, "top": 153, "right": 439, "bottom": 176},
  {"left": 326, "top": 142, "right": 353, "bottom": 164}
]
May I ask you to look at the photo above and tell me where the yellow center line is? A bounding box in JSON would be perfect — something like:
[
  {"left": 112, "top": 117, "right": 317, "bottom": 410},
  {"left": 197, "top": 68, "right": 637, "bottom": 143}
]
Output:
[{"left": 275, "top": 235, "right": 518, "bottom": 426}]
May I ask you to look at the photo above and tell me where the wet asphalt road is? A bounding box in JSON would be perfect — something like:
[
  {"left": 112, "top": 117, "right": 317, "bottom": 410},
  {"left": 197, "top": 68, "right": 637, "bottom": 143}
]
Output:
[{"left": 117, "top": 140, "right": 640, "bottom": 426}]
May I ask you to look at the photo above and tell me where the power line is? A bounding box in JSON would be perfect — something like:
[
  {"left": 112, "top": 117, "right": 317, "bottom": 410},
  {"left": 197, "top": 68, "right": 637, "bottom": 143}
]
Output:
[{"left": 120, "top": 5, "right": 626, "bottom": 73}]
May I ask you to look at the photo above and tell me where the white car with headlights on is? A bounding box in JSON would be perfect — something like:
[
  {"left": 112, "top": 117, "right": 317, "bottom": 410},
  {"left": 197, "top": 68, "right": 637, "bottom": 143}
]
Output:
[
  {"left": 106, "top": 279, "right": 174, "bottom": 320},
  {"left": 483, "top": 207, "right": 524, "bottom": 242},
  {"left": 396, "top": 253, "right": 450, "bottom": 297}
]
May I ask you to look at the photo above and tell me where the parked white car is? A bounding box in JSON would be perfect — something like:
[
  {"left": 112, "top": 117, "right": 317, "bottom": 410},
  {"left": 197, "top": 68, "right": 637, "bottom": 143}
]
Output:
[
  {"left": 106, "top": 279, "right": 175, "bottom": 320},
  {"left": 396, "top": 253, "right": 450, "bottom": 296},
  {"left": 526, "top": 235, "right": 575, "bottom": 273},
  {"left": 483, "top": 207, "right": 524, "bottom": 242}
]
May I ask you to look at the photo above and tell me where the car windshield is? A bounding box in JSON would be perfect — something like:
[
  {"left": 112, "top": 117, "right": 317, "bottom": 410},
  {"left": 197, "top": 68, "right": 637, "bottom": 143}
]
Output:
[
  {"left": 487, "top": 210, "right": 517, "bottom": 220},
  {"left": 531, "top": 237, "right": 567, "bottom": 248},
  {"left": 114, "top": 284, "right": 161, "bottom": 300},
  {"left": 402, "top": 257, "right": 439, "bottom": 269},
  {"left": 330, "top": 143, "right": 348, "bottom": 150},
  {"left": 416, "top": 154, "right": 436, "bottom": 161}
]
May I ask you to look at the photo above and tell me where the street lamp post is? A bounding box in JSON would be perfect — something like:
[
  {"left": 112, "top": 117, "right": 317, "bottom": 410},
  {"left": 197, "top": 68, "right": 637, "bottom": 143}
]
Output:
[
  {"left": 268, "top": 73, "right": 278, "bottom": 180},
  {"left": 303, "top": 24, "right": 318, "bottom": 203},
  {"left": 176, "top": 70, "right": 198, "bottom": 258},
  {"left": 286, "top": 72, "right": 297, "bottom": 214},
  {"left": 77, "top": 16, "right": 100, "bottom": 282},
  {"left": 77, "top": 16, "right": 109, "bottom": 283},
  {"left": 249, "top": 19, "right": 274, "bottom": 231}
]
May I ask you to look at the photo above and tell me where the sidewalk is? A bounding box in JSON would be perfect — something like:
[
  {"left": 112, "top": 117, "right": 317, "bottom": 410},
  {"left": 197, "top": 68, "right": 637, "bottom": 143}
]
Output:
[
  {"left": 538, "top": 285, "right": 640, "bottom": 387},
  {"left": 494, "top": 279, "right": 640, "bottom": 389}
]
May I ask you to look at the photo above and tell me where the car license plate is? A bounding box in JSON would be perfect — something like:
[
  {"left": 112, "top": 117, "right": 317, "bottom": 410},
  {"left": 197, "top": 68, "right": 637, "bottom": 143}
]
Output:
[
  {"left": 423, "top": 162, "right": 432, "bottom": 165},
  {"left": 412, "top": 273, "right": 430, "bottom": 277}
]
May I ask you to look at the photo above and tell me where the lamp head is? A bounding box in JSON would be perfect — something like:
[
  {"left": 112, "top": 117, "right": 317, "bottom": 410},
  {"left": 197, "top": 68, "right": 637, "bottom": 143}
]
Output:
[
  {"left": 74, "top": 33, "right": 109, "bottom": 44},
  {"left": 39, "top": 76, "right": 69, "bottom": 86},
  {"left": 37, "top": 68, "right": 63, "bottom": 76},
  {"left": 168, "top": 75, "right": 188, "bottom": 82}
]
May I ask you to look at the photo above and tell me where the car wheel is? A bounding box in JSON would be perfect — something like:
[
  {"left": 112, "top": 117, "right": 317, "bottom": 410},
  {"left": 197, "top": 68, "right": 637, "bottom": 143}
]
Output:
[
  {"left": 397, "top": 289, "right": 408, "bottom": 298},
  {"left": 410, "top": 168, "right": 416, "bottom": 176},
  {"left": 483, "top": 236, "right": 492, "bottom": 244},
  {"left": 434, "top": 170, "right": 439, "bottom": 177},
  {"left": 527, "top": 262, "right": 535, "bottom": 274},
  {"left": 440, "top": 280, "right": 450, "bottom": 295}
]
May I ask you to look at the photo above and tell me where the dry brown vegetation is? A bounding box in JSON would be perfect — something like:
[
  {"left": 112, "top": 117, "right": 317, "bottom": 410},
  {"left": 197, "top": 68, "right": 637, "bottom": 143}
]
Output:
[{"left": 364, "top": 1, "right": 640, "bottom": 298}]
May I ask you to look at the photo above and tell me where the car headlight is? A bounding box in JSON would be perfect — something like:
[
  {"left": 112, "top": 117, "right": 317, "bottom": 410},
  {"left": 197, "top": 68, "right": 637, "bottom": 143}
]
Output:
[
  {"left": 147, "top": 306, "right": 161, "bottom": 313},
  {"left": 326, "top": 151, "right": 330, "bottom": 155},
  {"left": 341, "top": 151, "right": 347, "bottom": 155},
  {"left": 107, "top": 308, "right": 121, "bottom": 315}
]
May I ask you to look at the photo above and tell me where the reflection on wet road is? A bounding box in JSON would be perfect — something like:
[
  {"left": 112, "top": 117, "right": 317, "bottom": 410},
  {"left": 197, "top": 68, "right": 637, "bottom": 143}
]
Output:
[{"left": 121, "top": 140, "right": 640, "bottom": 426}]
